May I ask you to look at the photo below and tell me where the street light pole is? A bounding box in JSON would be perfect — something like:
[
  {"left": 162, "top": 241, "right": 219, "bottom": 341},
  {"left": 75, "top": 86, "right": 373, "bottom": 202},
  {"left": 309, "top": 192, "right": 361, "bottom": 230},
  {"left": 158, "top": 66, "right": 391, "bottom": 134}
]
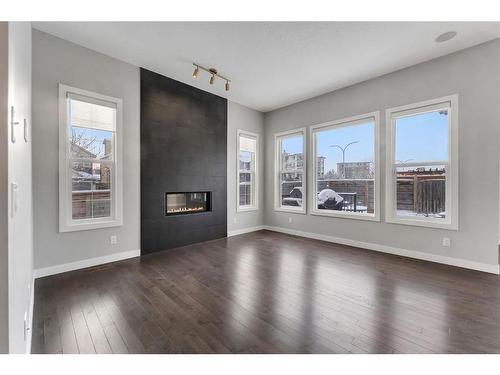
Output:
[{"left": 330, "top": 141, "right": 359, "bottom": 178}]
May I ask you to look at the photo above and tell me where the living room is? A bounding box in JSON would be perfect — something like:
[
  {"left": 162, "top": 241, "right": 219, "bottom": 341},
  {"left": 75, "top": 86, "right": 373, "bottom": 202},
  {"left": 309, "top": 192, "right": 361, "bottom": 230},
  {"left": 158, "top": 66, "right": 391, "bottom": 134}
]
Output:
[{"left": 1, "top": 1, "right": 500, "bottom": 373}]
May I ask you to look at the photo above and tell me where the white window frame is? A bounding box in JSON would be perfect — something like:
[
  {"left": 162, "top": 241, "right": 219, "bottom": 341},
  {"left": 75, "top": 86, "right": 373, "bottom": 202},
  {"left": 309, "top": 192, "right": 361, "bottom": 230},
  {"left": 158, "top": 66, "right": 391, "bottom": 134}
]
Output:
[
  {"left": 237, "top": 129, "right": 259, "bottom": 212},
  {"left": 385, "top": 95, "right": 458, "bottom": 230},
  {"left": 274, "top": 127, "right": 307, "bottom": 214},
  {"left": 58, "top": 84, "right": 123, "bottom": 232},
  {"left": 310, "top": 112, "right": 380, "bottom": 221}
]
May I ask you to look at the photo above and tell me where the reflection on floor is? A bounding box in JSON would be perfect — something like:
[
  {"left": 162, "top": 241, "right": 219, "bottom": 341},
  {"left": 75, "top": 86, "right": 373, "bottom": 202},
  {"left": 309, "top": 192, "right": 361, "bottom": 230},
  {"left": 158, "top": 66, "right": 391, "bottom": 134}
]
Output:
[{"left": 32, "top": 230, "right": 500, "bottom": 353}]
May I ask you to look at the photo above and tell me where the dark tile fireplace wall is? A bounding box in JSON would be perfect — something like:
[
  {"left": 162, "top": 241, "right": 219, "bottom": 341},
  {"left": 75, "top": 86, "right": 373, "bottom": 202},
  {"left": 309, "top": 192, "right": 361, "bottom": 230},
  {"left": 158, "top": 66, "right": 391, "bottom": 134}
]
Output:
[{"left": 140, "top": 68, "right": 227, "bottom": 255}]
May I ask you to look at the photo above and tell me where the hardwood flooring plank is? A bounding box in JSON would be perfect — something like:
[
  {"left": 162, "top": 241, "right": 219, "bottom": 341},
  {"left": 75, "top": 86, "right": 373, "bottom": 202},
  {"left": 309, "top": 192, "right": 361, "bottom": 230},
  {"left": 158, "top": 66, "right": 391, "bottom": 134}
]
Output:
[{"left": 103, "top": 324, "right": 129, "bottom": 354}]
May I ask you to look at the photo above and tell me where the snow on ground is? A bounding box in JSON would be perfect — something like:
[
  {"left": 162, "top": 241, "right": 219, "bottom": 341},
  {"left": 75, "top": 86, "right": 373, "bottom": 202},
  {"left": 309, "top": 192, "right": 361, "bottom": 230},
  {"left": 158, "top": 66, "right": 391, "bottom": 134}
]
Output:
[{"left": 397, "top": 210, "right": 445, "bottom": 219}]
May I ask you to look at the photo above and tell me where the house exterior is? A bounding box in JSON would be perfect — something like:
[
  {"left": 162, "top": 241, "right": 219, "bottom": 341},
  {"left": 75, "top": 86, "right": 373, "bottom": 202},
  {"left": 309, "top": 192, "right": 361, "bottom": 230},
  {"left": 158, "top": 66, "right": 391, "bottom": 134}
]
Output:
[{"left": 337, "top": 161, "right": 372, "bottom": 179}]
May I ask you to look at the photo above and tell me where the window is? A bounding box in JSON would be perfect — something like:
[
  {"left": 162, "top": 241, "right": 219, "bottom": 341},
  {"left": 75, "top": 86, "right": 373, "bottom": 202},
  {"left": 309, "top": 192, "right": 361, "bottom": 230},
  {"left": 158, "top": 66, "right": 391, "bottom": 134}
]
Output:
[
  {"left": 237, "top": 130, "right": 258, "bottom": 211},
  {"left": 59, "top": 84, "right": 123, "bottom": 232},
  {"left": 311, "top": 113, "right": 380, "bottom": 220},
  {"left": 386, "top": 95, "right": 458, "bottom": 229},
  {"left": 275, "top": 128, "right": 306, "bottom": 213}
]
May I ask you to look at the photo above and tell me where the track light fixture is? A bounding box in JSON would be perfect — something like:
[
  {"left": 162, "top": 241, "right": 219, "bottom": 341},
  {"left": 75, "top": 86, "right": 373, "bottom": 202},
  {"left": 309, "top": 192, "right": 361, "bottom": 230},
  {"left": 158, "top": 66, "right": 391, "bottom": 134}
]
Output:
[{"left": 192, "top": 63, "right": 231, "bottom": 91}]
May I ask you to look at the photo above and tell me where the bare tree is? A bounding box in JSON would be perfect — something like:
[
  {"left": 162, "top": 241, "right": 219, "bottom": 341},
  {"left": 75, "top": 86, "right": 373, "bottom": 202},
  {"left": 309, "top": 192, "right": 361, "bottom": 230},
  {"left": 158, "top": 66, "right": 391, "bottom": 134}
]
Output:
[{"left": 71, "top": 128, "right": 103, "bottom": 157}]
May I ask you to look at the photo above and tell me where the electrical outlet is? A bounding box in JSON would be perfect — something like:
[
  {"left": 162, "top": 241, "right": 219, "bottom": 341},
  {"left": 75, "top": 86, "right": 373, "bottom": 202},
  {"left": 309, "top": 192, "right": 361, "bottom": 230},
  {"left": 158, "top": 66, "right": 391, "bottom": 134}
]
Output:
[
  {"left": 442, "top": 237, "right": 451, "bottom": 247},
  {"left": 288, "top": 217, "right": 293, "bottom": 223},
  {"left": 110, "top": 235, "right": 118, "bottom": 245}
]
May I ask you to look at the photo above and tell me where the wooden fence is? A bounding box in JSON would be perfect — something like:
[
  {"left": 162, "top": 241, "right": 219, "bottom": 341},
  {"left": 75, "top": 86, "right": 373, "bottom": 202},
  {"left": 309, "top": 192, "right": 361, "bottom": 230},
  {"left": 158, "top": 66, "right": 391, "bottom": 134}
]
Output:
[{"left": 396, "top": 175, "right": 445, "bottom": 214}]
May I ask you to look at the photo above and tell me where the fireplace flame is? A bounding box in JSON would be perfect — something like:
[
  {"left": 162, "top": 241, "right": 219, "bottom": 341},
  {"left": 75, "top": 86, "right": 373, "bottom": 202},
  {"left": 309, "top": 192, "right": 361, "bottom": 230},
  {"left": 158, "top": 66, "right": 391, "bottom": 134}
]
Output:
[{"left": 167, "top": 206, "right": 206, "bottom": 214}]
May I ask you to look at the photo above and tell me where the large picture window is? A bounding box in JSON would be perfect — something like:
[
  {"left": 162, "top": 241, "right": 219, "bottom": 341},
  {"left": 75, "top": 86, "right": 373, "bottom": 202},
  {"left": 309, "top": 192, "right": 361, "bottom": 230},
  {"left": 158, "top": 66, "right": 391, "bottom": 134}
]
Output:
[
  {"left": 275, "top": 128, "right": 306, "bottom": 213},
  {"left": 237, "top": 130, "right": 258, "bottom": 211},
  {"left": 311, "top": 113, "right": 379, "bottom": 220},
  {"left": 386, "top": 95, "right": 458, "bottom": 229},
  {"left": 59, "top": 84, "right": 123, "bottom": 232}
]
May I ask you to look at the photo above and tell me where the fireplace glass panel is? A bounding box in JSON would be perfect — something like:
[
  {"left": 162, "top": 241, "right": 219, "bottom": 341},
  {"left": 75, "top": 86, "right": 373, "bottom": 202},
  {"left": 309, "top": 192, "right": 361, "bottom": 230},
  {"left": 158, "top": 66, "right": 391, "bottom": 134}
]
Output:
[{"left": 165, "top": 192, "right": 211, "bottom": 215}]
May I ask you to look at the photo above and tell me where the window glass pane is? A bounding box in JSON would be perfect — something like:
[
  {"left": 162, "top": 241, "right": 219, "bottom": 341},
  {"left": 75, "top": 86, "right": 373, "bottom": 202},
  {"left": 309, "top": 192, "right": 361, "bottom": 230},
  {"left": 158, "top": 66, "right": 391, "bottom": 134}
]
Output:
[
  {"left": 396, "top": 164, "right": 446, "bottom": 219},
  {"left": 71, "top": 161, "right": 112, "bottom": 220},
  {"left": 281, "top": 172, "right": 303, "bottom": 207},
  {"left": 239, "top": 150, "right": 253, "bottom": 171},
  {"left": 395, "top": 110, "right": 448, "bottom": 164},
  {"left": 70, "top": 126, "right": 113, "bottom": 160},
  {"left": 239, "top": 172, "right": 251, "bottom": 183},
  {"left": 315, "top": 121, "right": 375, "bottom": 214},
  {"left": 281, "top": 135, "right": 303, "bottom": 171},
  {"left": 239, "top": 171, "right": 252, "bottom": 206},
  {"left": 239, "top": 184, "right": 252, "bottom": 206}
]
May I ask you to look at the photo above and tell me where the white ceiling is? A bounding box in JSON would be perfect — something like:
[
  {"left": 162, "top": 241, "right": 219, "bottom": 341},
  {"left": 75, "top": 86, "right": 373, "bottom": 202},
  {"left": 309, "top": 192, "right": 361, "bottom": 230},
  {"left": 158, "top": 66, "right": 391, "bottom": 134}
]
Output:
[{"left": 33, "top": 22, "right": 500, "bottom": 112}]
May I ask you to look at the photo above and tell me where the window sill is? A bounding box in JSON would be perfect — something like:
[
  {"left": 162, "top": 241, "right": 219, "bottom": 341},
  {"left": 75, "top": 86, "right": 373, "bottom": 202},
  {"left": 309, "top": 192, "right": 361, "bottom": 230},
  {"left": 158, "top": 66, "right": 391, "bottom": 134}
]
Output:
[
  {"left": 59, "top": 218, "right": 123, "bottom": 233},
  {"left": 237, "top": 206, "right": 259, "bottom": 213},
  {"left": 310, "top": 209, "right": 380, "bottom": 222},
  {"left": 274, "top": 206, "right": 307, "bottom": 215},
  {"left": 385, "top": 216, "right": 458, "bottom": 231}
]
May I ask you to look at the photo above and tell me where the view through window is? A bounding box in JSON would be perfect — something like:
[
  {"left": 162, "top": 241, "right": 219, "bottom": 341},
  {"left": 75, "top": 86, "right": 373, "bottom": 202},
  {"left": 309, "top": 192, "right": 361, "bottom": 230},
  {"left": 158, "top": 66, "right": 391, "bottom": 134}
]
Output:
[
  {"left": 238, "top": 132, "right": 257, "bottom": 209},
  {"left": 393, "top": 108, "right": 449, "bottom": 220},
  {"left": 68, "top": 96, "right": 116, "bottom": 221},
  {"left": 277, "top": 130, "right": 305, "bottom": 211},
  {"left": 313, "top": 118, "right": 376, "bottom": 217}
]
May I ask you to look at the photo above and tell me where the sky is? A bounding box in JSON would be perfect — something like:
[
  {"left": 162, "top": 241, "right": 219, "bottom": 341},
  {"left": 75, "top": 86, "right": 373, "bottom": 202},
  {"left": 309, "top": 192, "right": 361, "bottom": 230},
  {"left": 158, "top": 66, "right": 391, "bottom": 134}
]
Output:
[
  {"left": 282, "top": 135, "right": 303, "bottom": 156},
  {"left": 71, "top": 126, "right": 112, "bottom": 159},
  {"left": 281, "top": 110, "right": 448, "bottom": 173},
  {"left": 239, "top": 150, "right": 252, "bottom": 164},
  {"left": 395, "top": 110, "right": 448, "bottom": 163}
]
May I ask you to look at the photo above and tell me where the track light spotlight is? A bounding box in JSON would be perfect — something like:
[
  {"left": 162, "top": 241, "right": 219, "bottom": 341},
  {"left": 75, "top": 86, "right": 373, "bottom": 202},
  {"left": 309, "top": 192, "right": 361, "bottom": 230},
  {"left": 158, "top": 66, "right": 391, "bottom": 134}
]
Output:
[
  {"left": 192, "top": 65, "right": 199, "bottom": 78},
  {"left": 209, "top": 68, "right": 217, "bottom": 85},
  {"left": 225, "top": 80, "right": 230, "bottom": 91}
]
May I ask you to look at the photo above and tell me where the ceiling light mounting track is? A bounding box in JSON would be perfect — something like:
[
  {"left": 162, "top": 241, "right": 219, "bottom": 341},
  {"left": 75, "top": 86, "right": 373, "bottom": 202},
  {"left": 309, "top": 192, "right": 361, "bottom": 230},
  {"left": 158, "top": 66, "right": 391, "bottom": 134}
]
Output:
[{"left": 192, "top": 63, "right": 231, "bottom": 91}]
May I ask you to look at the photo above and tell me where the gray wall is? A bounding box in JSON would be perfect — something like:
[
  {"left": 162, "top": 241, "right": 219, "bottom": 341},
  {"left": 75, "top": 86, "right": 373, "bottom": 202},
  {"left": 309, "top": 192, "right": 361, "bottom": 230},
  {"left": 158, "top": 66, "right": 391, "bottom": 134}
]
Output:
[
  {"left": 264, "top": 39, "right": 500, "bottom": 267},
  {"left": 0, "top": 22, "right": 9, "bottom": 354},
  {"left": 227, "top": 102, "right": 265, "bottom": 233},
  {"left": 32, "top": 30, "right": 141, "bottom": 269}
]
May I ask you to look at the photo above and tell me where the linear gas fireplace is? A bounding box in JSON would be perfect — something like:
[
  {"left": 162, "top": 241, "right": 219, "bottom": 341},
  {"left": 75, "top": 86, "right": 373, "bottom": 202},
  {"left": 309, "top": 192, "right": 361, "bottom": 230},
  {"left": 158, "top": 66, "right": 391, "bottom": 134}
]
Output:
[{"left": 165, "top": 192, "right": 211, "bottom": 216}]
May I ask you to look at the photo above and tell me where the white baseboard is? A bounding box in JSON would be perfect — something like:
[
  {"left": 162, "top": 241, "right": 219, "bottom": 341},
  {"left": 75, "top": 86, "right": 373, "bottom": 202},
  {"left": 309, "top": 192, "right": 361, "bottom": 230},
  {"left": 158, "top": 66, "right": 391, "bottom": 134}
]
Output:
[
  {"left": 33, "top": 249, "right": 141, "bottom": 279},
  {"left": 227, "top": 225, "right": 266, "bottom": 237},
  {"left": 263, "top": 225, "right": 500, "bottom": 275}
]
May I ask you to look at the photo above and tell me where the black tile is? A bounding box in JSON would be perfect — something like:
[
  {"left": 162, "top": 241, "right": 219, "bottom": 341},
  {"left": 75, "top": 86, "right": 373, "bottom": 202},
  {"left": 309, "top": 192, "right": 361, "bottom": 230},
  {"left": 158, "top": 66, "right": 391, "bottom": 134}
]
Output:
[{"left": 141, "top": 68, "right": 227, "bottom": 254}]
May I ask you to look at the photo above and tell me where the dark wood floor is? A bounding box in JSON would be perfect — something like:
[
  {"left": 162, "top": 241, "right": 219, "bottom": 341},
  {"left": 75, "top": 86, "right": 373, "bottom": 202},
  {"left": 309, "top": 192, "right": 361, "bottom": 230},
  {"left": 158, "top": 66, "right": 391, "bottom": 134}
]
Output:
[{"left": 32, "top": 230, "right": 500, "bottom": 354}]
